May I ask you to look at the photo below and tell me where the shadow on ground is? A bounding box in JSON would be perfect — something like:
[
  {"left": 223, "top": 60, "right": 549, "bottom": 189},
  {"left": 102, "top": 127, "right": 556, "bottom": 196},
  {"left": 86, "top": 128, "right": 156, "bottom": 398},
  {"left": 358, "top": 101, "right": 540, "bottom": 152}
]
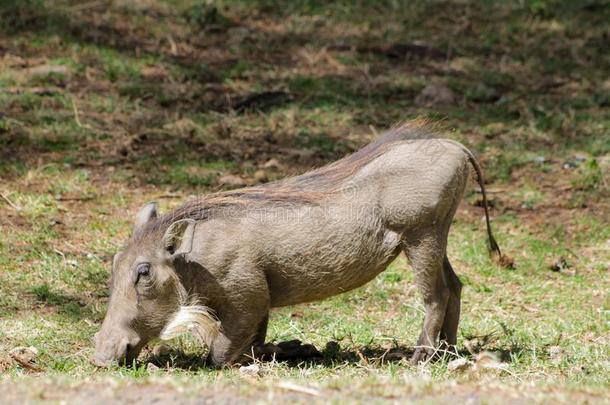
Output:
[{"left": 143, "top": 339, "right": 526, "bottom": 371}]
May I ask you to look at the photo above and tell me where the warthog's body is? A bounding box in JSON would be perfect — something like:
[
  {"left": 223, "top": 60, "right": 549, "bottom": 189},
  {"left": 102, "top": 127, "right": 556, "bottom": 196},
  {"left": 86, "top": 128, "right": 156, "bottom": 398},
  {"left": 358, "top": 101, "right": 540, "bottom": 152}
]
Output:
[{"left": 93, "top": 122, "right": 500, "bottom": 367}]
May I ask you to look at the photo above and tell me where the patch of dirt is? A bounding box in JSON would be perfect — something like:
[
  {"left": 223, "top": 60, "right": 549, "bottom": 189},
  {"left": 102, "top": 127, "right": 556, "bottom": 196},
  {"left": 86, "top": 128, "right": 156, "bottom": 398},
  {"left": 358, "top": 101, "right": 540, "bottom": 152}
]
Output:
[{"left": 0, "top": 380, "right": 606, "bottom": 404}]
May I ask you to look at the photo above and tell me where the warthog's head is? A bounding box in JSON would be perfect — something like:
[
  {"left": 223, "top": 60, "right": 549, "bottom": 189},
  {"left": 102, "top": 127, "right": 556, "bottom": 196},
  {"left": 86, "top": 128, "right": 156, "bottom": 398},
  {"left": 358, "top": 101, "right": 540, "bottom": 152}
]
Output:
[{"left": 92, "top": 203, "right": 219, "bottom": 367}]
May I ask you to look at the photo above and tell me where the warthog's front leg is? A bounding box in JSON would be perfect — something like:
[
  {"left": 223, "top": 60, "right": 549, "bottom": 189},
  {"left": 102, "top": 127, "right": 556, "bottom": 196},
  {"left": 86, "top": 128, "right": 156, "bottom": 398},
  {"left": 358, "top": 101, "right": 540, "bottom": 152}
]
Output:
[
  {"left": 205, "top": 267, "right": 270, "bottom": 367},
  {"left": 206, "top": 311, "right": 269, "bottom": 367}
]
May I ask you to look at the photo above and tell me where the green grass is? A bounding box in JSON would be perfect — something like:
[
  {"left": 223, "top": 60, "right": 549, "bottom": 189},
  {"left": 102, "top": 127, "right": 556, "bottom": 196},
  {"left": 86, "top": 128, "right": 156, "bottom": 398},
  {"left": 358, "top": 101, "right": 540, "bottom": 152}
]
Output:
[{"left": 0, "top": 0, "right": 608, "bottom": 402}]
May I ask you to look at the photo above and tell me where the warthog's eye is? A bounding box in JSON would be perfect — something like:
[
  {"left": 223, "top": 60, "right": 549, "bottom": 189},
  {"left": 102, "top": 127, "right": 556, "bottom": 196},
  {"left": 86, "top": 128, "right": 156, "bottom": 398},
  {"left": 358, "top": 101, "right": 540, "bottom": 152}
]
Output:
[{"left": 135, "top": 263, "right": 151, "bottom": 285}]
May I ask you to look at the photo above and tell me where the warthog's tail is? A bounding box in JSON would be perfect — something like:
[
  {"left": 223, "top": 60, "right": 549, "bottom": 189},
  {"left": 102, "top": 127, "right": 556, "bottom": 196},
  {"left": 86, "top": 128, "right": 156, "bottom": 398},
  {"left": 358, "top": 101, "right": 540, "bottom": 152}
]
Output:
[
  {"left": 465, "top": 150, "right": 502, "bottom": 257},
  {"left": 444, "top": 140, "right": 501, "bottom": 257}
]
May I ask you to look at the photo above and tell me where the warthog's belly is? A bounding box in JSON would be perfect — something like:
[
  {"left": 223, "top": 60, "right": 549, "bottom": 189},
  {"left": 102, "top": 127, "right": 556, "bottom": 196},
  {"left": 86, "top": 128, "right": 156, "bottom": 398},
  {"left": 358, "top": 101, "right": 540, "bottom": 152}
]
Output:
[{"left": 265, "top": 224, "right": 404, "bottom": 307}]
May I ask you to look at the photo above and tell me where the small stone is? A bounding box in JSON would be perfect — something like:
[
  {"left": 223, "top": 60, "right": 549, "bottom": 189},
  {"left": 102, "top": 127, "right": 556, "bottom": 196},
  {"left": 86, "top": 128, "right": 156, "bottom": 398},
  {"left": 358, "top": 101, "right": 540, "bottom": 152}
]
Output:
[
  {"left": 447, "top": 357, "right": 473, "bottom": 372},
  {"left": 548, "top": 345, "right": 563, "bottom": 364},
  {"left": 239, "top": 363, "right": 261, "bottom": 377},
  {"left": 9, "top": 346, "right": 41, "bottom": 371},
  {"left": 9, "top": 346, "right": 38, "bottom": 362},
  {"left": 574, "top": 155, "right": 587, "bottom": 163},
  {"left": 65, "top": 259, "right": 78, "bottom": 268},
  {"left": 474, "top": 351, "right": 504, "bottom": 370},
  {"left": 49, "top": 218, "right": 63, "bottom": 226},
  {"left": 146, "top": 362, "right": 160, "bottom": 372},
  {"left": 533, "top": 156, "right": 546, "bottom": 164}
]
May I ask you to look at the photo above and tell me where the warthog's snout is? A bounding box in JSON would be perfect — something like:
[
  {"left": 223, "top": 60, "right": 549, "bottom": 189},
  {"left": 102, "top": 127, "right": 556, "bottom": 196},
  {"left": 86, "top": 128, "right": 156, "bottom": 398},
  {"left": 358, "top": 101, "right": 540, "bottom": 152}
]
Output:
[{"left": 92, "top": 331, "right": 142, "bottom": 367}]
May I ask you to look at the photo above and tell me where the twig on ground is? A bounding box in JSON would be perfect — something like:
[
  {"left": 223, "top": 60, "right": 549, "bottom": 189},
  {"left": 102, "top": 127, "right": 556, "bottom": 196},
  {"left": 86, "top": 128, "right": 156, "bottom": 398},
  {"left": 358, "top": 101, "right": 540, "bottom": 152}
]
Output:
[
  {"left": 0, "top": 192, "right": 21, "bottom": 210},
  {"left": 167, "top": 35, "right": 178, "bottom": 56},
  {"left": 56, "top": 196, "right": 96, "bottom": 202},
  {"left": 67, "top": 0, "right": 107, "bottom": 13},
  {"left": 276, "top": 381, "right": 320, "bottom": 397},
  {"left": 53, "top": 248, "right": 66, "bottom": 260},
  {"left": 1, "top": 87, "right": 60, "bottom": 95},
  {"left": 369, "top": 125, "right": 379, "bottom": 137},
  {"left": 475, "top": 188, "right": 506, "bottom": 194},
  {"left": 156, "top": 193, "right": 183, "bottom": 199},
  {"left": 71, "top": 97, "right": 84, "bottom": 128}
]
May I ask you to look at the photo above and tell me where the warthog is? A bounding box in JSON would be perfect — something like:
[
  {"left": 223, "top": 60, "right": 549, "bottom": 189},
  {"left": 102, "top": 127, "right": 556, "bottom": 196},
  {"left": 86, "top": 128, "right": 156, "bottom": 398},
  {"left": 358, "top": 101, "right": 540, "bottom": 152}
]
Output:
[{"left": 93, "top": 121, "right": 501, "bottom": 367}]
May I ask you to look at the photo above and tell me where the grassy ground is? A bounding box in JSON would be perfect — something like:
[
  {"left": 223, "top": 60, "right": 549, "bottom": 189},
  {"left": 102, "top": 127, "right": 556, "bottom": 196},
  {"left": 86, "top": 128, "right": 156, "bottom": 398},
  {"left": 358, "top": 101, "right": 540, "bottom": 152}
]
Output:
[{"left": 0, "top": 0, "right": 609, "bottom": 403}]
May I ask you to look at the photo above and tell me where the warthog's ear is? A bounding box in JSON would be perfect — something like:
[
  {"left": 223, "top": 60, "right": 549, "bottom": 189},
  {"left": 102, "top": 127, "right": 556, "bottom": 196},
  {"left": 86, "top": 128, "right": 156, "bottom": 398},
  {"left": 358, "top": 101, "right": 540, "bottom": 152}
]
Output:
[
  {"left": 133, "top": 202, "right": 158, "bottom": 236},
  {"left": 163, "top": 219, "right": 196, "bottom": 257}
]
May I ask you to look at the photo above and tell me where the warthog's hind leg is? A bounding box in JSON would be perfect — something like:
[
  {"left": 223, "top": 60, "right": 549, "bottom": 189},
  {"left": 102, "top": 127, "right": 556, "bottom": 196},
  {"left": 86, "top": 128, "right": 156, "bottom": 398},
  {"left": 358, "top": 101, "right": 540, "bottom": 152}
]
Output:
[
  {"left": 404, "top": 230, "right": 450, "bottom": 364},
  {"left": 439, "top": 255, "right": 462, "bottom": 354},
  {"left": 253, "top": 313, "right": 269, "bottom": 346}
]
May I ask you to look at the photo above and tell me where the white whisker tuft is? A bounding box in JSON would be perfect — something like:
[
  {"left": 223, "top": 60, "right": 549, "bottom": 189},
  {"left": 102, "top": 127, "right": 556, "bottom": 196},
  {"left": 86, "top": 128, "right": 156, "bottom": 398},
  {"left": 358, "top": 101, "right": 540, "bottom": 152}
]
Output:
[{"left": 160, "top": 305, "right": 220, "bottom": 346}]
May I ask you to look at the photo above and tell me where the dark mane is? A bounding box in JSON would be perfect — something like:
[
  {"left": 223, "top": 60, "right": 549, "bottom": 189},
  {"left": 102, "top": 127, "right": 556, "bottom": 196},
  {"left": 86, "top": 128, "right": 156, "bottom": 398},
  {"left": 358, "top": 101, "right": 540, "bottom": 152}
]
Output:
[
  {"left": 141, "top": 120, "right": 441, "bottom": 237},
  {"left": 279, "top": 119, "right": 440, "bottom": 190}
]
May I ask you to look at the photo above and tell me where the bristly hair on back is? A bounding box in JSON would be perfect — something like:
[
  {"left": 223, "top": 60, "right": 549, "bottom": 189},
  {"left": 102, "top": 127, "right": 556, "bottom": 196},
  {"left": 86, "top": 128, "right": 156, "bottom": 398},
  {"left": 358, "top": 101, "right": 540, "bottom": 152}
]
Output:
[{"left": 140, "top": 119, "right": 443, "bottom": 237}]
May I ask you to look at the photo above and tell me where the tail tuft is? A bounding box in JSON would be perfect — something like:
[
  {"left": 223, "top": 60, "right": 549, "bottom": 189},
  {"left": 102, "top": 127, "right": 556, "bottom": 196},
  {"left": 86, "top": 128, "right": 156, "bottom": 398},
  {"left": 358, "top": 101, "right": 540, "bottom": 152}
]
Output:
[
  {"left": 494, "top": 252, "right": 516, "bottom": 269},
  {"left": 487, "top": 229, "right": 514, "bottom": 269}
]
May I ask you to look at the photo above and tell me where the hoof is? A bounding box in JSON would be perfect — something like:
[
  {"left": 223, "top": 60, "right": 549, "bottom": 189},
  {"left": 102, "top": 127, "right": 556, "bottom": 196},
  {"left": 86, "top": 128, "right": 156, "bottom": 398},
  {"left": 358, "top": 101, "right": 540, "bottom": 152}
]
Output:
[{"left": 410, "top": 347, "right": 434, "bottom": 365}]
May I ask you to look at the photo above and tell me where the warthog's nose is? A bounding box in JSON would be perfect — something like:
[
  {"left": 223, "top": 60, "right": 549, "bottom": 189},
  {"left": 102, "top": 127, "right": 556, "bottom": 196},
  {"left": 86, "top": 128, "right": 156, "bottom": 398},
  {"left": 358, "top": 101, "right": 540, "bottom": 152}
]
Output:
[{"left": 92, "top": 335, "right": 140, "bottom": 367}]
